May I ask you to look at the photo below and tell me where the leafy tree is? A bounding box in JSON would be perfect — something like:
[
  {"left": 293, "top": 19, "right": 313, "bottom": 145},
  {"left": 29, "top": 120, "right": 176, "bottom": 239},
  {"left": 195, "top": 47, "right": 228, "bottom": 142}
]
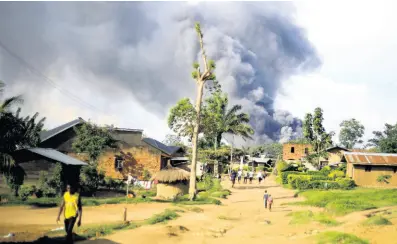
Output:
[
  {"left": 72, "top": 122, "right": 117, "bottom": 163},
  {"left": 162, "top": 134, "right": 184, "bottom": 147},
  {"left": 303, "top": 107, "right": 334, "bottom": 166},
  {"left": 167, "top": 98, "right": 198, "bottom": 141},
  {"left": 339, "top": 118, "right": 365, "bottom": 149},
  {"left": 303, "top": 113, "right": 314, "bottom": 141},
  {"left": 251, "top": 143, "right": 282, "bottom": 158},
  {"left": 188, "top": 22, "right": 217, "bottom": 200},
  {"left": 3, "top": 165, "right": 25, "bottom": 196},
  {"left": 202, "top": 92, "right": 254, "bottom": 149},
  {"left": 369, "top": 123, "right": 397, "bottom": 153},
  {"left": 73, "top": 121, "right": 117, "bottom": 195},
  {"left": 38, "top": 163, "right": 64, "bottom": 197}
]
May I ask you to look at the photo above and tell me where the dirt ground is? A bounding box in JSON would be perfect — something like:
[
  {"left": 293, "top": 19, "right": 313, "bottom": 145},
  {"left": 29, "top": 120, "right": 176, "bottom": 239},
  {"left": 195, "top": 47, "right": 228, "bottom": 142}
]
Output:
[{"left": 2, "top": 177, "right": 397, "bottom": 244}]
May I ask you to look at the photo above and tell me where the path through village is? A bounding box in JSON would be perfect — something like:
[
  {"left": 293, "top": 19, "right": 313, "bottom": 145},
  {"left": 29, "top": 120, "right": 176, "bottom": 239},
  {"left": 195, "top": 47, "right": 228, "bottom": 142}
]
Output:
[{"left": 1, "top": 177, "right": 397, "bottom": 244}]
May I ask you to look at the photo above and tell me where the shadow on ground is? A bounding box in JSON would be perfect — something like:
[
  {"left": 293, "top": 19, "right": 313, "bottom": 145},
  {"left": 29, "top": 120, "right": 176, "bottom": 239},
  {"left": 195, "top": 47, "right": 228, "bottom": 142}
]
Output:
[{"left": 0, "top": 235, "right": 120, "bottom": 244}]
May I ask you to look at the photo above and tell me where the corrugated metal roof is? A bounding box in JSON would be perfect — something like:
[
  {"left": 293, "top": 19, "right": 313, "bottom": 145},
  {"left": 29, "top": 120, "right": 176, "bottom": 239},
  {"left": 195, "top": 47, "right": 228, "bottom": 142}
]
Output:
[
  {"left": 343, "top": 152, "right": 397, "bottom": 165},
  {"left": 142, "top": 138, "right": 182, "bottom": 156},
  {"left": 27, "top": 148, "right": 87, "bottom": 166},
  {"left": 40, "top": 118, "right": 85, "bottom": 142}
]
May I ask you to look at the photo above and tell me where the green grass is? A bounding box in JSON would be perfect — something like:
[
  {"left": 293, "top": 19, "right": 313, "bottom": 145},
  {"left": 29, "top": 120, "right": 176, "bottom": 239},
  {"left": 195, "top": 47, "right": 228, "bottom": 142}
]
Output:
[
  {"left": 290, "top": 188, "right": 397, "bottom": 215},
  {"left": 315, "top": 231, "right": 369, "bottom": 244},
  {"left": 145, "top": 209, "right": 179, "bottom": 225},
  {"left": 287, "top": 211, "right": 340, "bottom": 226},
  {"left": 362, "top": 215, "right": 392, "bottom": 226}
]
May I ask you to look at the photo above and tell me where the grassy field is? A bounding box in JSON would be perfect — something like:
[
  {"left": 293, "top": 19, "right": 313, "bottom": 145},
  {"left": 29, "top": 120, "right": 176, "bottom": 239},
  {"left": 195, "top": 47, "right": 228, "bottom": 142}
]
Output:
[
  {"left": 287, "top": 210, "right": 340, "bottom": 226},
  {"left": 291, "top": 188, "right": 397, "bottom": 215},
  {"left": 315, "top": 231, "right": 369, "bottom": 244}
]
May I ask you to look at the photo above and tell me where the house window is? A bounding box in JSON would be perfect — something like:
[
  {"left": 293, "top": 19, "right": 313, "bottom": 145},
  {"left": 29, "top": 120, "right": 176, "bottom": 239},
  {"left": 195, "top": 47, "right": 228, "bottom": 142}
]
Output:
[
  {"left": 304, "top": 148, "right": 309, "bottom": 154},
  {"left": 291, "top": 147, "right": 295, "bottom": 153},
  {"left": 365, "top": 166, "right": 372, "bottom": 172},
  {"left": 393, "top": 167, "right": 397, "bottom": 173},
  {"left": 115, "top": 156, "right": 124, "bottom": 171}
]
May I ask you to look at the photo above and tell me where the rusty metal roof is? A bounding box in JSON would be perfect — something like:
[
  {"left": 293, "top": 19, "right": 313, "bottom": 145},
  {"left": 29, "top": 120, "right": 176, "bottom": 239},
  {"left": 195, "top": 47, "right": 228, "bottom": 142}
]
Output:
[{"left": 342, "top": 152, "right": 397, "bottom": 166}]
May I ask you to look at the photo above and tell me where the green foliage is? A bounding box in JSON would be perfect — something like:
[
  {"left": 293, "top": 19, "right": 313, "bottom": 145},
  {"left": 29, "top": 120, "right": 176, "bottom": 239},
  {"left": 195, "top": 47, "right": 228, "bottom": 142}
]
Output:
[
  {"left": 162, "top": 134, "right": 185, "bottom": 147},
  {"left": 202, "top": 174, "right": 214, "bottom": 191},
  {"left": 167, "top": 98, "right": 197, "bottom": 140},
  {"left": 377, "top": 174, "right": 392, "bottom": 184},
  {"left": 143, "top": 169, "right": 151, "bottom": 181},
  {"left": 328, "top": 170, "right": 345, "bottom": 180},
  {"left": 19, "top": 185, "right": 37, "bottom": 201},
  {"left": 369, "top": 122, "right": 397, "bottom": 153},
  {"left": 37, "top": 163, "right": 64, "bottom": 197},
  {"left": 197, "top": 146, "right": 231, "bottom": 163},
  {"left": 320, "top": 166, "right": 332, "bottom": 175},
  {"left": 335, "top": 178, "right": 356, "bottom": 190},
  {"left": 2, "top": 165, "right": 25, "bottom": 196},
  {"left": 72, "top": 122, "right": 116, "bottom": 162},
  {"left": 80, "top": 165, "right": 105, "bottom": 196},
  {"left": 293, "top": 188, "right": 397, "bottom": 215},
  {"left": 102, "top": 177, "right": 124, "bottom": 190},
  {"left": 251, "top": 143, "right": 282, "bottom": 158},
  {"left": 287, "top": 210, "right": 340, "bottom": 226},
  {"left": 316, "top": 231, "right": 369, "bottom": 244},
  {"left": 276, "top": 161, "right": 289, "bottom": 175},
  {"left": 339, "top": 118, "right": 365, "bottom": 149},
  {"left": 303, "top": 113, "right": 314, "bottom": 141},
  {"left": 145, "top": 209, "right": 179, "bottom": 225},
  {"left": 362, "top": 215, "right": 392, "bottom": 226}
]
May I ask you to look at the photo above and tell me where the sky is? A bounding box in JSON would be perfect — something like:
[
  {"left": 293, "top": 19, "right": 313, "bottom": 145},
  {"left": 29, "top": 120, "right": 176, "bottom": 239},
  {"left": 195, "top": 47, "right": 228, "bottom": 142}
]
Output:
[
  {"left": 1, "top": 1, "right": 396, "bottom": 146},
  {"left": 276, "top": 1, "right": 397, "bottom": 144}
]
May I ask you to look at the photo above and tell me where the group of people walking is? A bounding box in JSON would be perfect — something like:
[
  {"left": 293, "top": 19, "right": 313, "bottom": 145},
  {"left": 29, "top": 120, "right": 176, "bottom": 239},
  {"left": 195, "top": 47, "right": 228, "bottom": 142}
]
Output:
[{"left": 230, "top": 169, "right": 267, "bottom": 187}]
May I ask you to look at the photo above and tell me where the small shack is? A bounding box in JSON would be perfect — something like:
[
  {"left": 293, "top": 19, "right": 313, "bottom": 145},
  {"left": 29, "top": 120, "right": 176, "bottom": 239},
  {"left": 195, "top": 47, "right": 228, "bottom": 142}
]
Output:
[{"left": 152, "top": 162, "right": 190, "bottom": 200}]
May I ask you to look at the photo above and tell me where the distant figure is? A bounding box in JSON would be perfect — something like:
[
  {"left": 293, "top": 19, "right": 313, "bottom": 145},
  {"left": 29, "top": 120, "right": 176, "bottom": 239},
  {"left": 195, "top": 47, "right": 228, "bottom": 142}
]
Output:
[
  {"left": 243, "top": 171, "right": 248, "bottom": 184},
  {"left": 237, "top": 170, "right": 242, "bottom": 184},
  {"left": 263, "top": 190, "right": 269, "bottom": 208},
  {"left": 249, "top": 171, "right": 254, "bottom": 184},
  {"left": 268, "top": 194, "right": 274, "bottom": 211},
  {"left": 231, "top": 170, "right": 237, "bottom": 188},
  {"left": 257, "top": 171, "right": 263, "bottom": 184},
  {"left": 57, "top": 184, "right": 82, "bottom": 244}
]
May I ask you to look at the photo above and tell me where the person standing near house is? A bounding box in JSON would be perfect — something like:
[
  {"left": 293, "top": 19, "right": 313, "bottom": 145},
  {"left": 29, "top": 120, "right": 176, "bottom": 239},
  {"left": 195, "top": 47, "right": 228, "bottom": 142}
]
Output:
[
  {"left": 230, "top": 170, "right": 237, "bottom": 188},
  {"left": 257, "top": 171, "right": 263, "bottom": 184},
  {"left": 237, "top": 169, "right": 242, "bottom": 184},
  {"left": 263, "top": 190, "right": 269, "bottom": 208},
  {"left": 249, "top": 170, "right": 254, "bottom": 184},
  {"left": 57, "top": 184, "right": 82, "bottom": 244},
  {"left": 268, "top": 194, "right": 274, "bottom": 211}
]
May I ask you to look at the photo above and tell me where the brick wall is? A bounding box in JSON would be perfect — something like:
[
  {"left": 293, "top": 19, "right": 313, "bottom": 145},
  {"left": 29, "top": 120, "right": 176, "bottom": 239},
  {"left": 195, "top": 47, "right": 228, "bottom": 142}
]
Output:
[
  {"left": 283, "top": 143, "right": 312, "bottom": 161},
  {"left": 97, "top": 146, "right": 162, "bottom": 180}
]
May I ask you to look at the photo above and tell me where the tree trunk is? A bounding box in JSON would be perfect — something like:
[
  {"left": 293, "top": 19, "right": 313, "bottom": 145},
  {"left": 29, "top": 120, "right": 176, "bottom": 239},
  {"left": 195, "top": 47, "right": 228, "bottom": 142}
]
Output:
[{"left": 189, "top": 81, "right": 205, "bottom": 201}]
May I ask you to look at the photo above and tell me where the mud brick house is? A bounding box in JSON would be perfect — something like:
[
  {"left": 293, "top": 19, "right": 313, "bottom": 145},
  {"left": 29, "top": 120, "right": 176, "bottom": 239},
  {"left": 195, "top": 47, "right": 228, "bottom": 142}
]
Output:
[
  {"left": 16, "top": 117, "right": 188, "bottom": 184},
  {"left": 342, "top": 152, "right": 397, "bottom": 188},
  {"left": 282, "top": 143, "right": 312, "bottom": 161}
]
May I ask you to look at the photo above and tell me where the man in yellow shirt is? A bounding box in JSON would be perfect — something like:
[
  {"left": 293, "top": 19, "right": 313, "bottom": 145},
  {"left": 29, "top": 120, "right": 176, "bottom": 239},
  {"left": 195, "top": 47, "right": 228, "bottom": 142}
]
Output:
[{"left": 56, "top": 184, "right": 82, "bottom": 244}]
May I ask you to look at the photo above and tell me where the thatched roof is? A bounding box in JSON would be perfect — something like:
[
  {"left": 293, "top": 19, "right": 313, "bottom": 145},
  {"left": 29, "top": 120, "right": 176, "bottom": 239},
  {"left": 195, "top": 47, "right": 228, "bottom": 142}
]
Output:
[{"left": 152, "top": 165, "right": 190, "bottom": 183}]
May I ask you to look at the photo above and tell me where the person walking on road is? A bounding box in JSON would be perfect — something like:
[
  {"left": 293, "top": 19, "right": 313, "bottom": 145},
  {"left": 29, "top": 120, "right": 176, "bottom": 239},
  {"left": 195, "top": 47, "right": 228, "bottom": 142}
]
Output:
[
  {"left": 57, "top": 184, "right": 82, "bottom": 244},
  {"left": 243, "top": 171, "right": 248, "bottom": 184},
  {"left": 268, "top": 194, "right": 274, "bottom": 212},
  {"left": 263, "top": 190, "right": 269, "bottom": 208},
  {"left": 249, "top": 171, "right": 254, "bottom": 184},
  {"left": 237, "top": 169, "right": 242, "bottom": 184},
  {"left": 231, "top": 170, "right": 237, "bottom": 188},
  {"left": 257, "top": 171, "right": 263, "bottom": 184}
]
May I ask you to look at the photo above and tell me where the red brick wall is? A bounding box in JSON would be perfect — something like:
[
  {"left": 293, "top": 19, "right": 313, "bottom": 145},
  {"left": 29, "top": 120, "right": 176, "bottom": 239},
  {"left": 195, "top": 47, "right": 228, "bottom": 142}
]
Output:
[{"left": 283, "top": 143, "right": 312, "bottom": 161}]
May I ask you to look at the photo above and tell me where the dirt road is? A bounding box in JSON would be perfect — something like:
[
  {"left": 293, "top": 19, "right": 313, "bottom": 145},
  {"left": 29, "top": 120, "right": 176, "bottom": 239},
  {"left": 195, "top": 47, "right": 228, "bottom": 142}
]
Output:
[{"left": 1, "top": 177, "right": 397, "bottom": 244}]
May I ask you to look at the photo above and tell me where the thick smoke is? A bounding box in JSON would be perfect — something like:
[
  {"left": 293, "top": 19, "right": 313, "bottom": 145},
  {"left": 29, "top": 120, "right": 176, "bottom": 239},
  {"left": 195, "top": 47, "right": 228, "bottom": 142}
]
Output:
[{"left": 0, "top": 2, "right": 320, "bottom": 144}]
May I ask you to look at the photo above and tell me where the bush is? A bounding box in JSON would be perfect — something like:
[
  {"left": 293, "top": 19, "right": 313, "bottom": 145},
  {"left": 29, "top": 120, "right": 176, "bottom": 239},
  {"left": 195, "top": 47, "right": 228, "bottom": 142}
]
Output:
[
  {"left": 38, "top": 163, "right": 64, "bottom": 197},
  {"left": 276, "top": 161, "right": 289, "bottom": 175},
  {"left": 308, "top": 180, "right": 340, "bottom": 190},
  {"left": 202, "top": 174, "right": 214, "bottom": 191},
  {"left": 336, "top": 178, "right": 355, "bottom": 190},
  {"left": 320, "top": 166, "right": 332, "bottom": 175},
  {"left": 80, "top": 164, "right": 105, "bottom": 196},
  {"left": 316, "top": 231, "right": 369, "bottom": 244},
  {"left": 288, "top": 174, "right": 311, "bottom": 189},
  {"left": 143, "top": 170, "right": 151, "bottom": 181},
  {"left": 279, "top": 171, "right": 304, "bottom": 185},
  {"left": 19, "top": 185, "right": 37, "bottom": 201},
  {"left": 362, "top": 215, "right": 392, "bottom": 226},
  {"left": 3, "top": 165, "right": 25, "bottom": 196},
  {"left": 242, "top": 165, "right": 249, "bottom": 171},
  {"left": 328, "top": 170, "right": 345, "bottom": 180}
]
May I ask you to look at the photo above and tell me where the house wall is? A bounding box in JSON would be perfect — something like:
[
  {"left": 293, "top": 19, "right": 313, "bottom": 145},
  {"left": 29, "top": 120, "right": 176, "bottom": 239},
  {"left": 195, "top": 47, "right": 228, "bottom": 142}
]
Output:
[
  {"left": 352, "top": 165, "right": 397, "bottom": 188},
  {"left": 327, "top": 149, "right": 345, "bottom": 164},
  {"left": 346, "top": 163, "right": 354, "bottom": 178},
  {"left": 96, "top": 146, "right": 162, "bottom": 180},
  {"left": 282, "top": 143, "right": 312, "bottom": 161}
]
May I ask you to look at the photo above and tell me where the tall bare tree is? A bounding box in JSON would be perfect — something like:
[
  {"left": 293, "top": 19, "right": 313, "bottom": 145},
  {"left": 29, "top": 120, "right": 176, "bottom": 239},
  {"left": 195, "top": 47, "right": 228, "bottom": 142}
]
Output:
[{"left": 189, "top": 22, "right": 216, "bottom": 200}]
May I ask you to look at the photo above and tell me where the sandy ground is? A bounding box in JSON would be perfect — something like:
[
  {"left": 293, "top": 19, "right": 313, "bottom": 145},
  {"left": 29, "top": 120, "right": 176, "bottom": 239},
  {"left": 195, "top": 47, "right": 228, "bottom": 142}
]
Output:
[{"left": 2, "top": 177, "right": 397, "bottom": 244}]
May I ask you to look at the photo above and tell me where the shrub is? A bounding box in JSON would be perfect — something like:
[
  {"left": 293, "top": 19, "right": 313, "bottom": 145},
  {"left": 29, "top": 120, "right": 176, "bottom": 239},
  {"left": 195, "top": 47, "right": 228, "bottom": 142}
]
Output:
[
  {"left": 336, "top": 178, "right": 355, "bottom": 190},
  {"left": 276, "top": 161, "right": 289, "bottom": 174},
  {"left": 19, "top": 185, "right": 37, "bottom": 201},
  {"left": 362, "top": 215, "right": 392, "bottom": 226},
  {"left": 320, "top": 166, "right": 332, "bottom": 175},
  {"left": 202, "top": 174, "right": 214, "bottom": 191},
  {"left": 316, "top": 231, "right": 369, "bottom": 244},
  {"left": 145, "top": 209, "right": 179, "bottom": 224},
  {"left": 143, "top": 170, "right": 151, "bottom": 181},
  {"left": 308, "top": 180, "right": 340, "bottom": 190},
  {"left": 328, "top": 170, "right": 345, "bottom": 180},
  {"left": 279, "top": 171, "right": 304, "bottom": 185},
  {"left": 38, "top": 163, "right": 64, "bottom": 197},
  {"left": 288, "top": 175, "right": 311, "bottom": 189},
  {"left": 3, "top": 165, "right": 25, "bottom": 196},
  {"left": 242, "top": 165, "right": 249, "bottom": 171},
  {"left": 80, "top": 165, "right": 105, "bottom": 196}
]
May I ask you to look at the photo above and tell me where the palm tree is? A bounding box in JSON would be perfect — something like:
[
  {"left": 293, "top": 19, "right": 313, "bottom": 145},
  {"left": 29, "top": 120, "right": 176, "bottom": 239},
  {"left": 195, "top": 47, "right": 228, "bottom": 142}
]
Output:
[{"left": 203, "top": 92, "right": 254, "bottom": 149}]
